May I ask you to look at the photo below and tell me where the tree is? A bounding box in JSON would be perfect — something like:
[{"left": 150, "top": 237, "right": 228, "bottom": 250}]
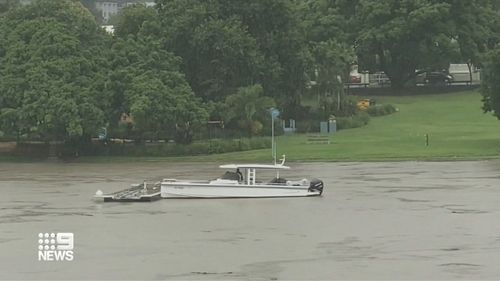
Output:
[
  {"left": 469, "top": 2, "right": 500, "bottom": 121},
  {"left": 220, "top": 0, "right": 312, "bottom": 112},
  {"left": 224, "top": 84, "right": 275, "bottom": 136},
  {"left": 298, "top": 0, "right": 355, "bottom": 117},
  {"left": 156, "top": 0, "right": 265, "bottom": 102},
  {"left": 310, "top": 40, "right": 355, "bottom": 117},
  {"left": 113, "top": 4, "right": 158, "bottom": 38},
  {"left": 353, "top": 0, "right": 500, "bottom": 88},
  {"left": 0, "top": 0, "right": 110, "bottom": 144},
  {"left": 0, "top": 0, "right": 207, "bottom": 147},
  {"left": 297, "top": 0, "right": 354, "bottom": 44},
  {"left": 79, "top": 0, "right": 104, "bottom": 24},
  {"left": 0, "top": 0, "right": 17, "bottom": 14},
  {"left": 354, "top": 0, "right": 452, "bottom": 88},
  {"left": 107, "top": 3, "right": 209, "bottom": 142},
  {"left": 481, "top": 47, "right": 500, "bottom": 119},
  {"left": 447, "top": 0, "right": 500, "bottom": 81},
  {"left": 156, "top": 0, "right": 312, "bottom": 116},
  {"left": 103, "top": 35, "right": 208, "bottom": 143}
]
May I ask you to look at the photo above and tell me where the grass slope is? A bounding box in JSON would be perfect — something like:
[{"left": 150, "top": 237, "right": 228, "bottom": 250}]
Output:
[{"left": 189, "top": 90, "right": 500, "bottom": 162}]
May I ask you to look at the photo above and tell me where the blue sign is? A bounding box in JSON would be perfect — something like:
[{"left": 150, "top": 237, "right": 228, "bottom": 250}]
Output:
[{"left": 269, "top": 108, "right": 280, "bottom": 119}]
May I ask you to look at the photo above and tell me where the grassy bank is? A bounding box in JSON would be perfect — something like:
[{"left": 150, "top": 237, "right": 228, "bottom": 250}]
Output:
[
  {"left": 278, "top": 90, "right": 500, "bottom": 161},
  {"left": 81, "top": 90, "right": 500, "bottom": 162},
  {"left": 3, "top": 90, "right": 500, "bottom": 163},
  {"left": 189, "top": 90, "right": 500, "bottom": 162},
  {"left": 284, "top": 90, "right": 500, "bottom": 161}
]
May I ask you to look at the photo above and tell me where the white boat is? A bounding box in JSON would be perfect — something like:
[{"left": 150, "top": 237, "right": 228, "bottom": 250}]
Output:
[
  {"left": 160, "top": 157, "right": 324, "bottom": 199},
  {"left": 94, "top": 107, "right": 324, "bottom": 201}
]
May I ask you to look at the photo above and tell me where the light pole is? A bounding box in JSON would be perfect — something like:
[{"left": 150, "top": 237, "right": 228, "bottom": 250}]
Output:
[{"left": 272, "top": 113, "right": 274, "bottom": 163}]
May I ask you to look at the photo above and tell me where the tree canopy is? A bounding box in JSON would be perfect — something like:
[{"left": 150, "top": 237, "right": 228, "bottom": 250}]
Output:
[
  {"left": 353, "top": 0, "right": 499, "bottom": 87},
  {"left": 1, "top": 0, "right": 499, "bottom": 149},
  {"left": 0, "top": 0, "right": 109, "bottom": 141},
  {"left": 224, "top": 84, "right": 275, "bottom": 136},
  {"left": 0, "top": 0, "right": 206, "bottom": 146},
  {"left": 481, "top": 47, "right": 500, "bottom": 119}
]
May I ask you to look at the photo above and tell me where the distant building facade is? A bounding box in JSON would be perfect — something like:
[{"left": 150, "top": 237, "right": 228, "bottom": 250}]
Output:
[
  {"left": 19, "top": 0, "right": 33, "bottom": 5},
  {"left": 94, "top": 0, "right": 155, "bottom": 23},
  {"left": 95, "top": 1, "right": 118, "bottom": 22},
  {"left": 12, "top": 1, "right": 155, "bottom": 24}
]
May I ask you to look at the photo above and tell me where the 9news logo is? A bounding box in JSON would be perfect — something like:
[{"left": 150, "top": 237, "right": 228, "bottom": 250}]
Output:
[{"left": 37, "top": 232, "right": 74, "bottom": 261}]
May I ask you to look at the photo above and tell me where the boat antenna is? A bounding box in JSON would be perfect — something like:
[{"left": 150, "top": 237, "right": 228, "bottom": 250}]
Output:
[
  {"left": 277, "top": 155, "right": 286, "bottom": 178},
  {"left": 269, "top": 107, "right": 280, "bottom": 165},
  {"left": 279, "top": 155, "right": 286, "bottom": 166}
]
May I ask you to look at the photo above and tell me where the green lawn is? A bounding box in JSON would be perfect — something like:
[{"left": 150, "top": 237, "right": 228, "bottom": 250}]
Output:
[
  {"left": 4, "top": 90, "right": 500, "bottom": 163},
  {"left": 182, "top": 90, "right": 500, "bottom": 162}
]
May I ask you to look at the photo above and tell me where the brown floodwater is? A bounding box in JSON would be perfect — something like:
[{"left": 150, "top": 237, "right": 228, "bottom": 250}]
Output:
[{"left": 1, "top": 160, "right": 500, "bottom": 280}]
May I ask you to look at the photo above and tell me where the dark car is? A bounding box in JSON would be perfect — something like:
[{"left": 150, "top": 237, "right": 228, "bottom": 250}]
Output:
[
  {"left": 416, "top": 71, "right": 453, "bottom": 85},
  {"left": 424, "top": 72, "right": 453, "bottom": 84}
]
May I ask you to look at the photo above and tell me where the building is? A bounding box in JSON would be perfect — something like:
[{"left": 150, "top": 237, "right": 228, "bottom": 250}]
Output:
[
  {"left": 94, "top": 0, "right": 155, "bottom": 23},
  {"left": 19, "top": 0, "right": 33, "bottom": 5},
  {"left": 95, "top": 1, "right": 119, "bottom": 22},
  {"left": 16, "top": 0, "right": 154, "bottom": 24}
]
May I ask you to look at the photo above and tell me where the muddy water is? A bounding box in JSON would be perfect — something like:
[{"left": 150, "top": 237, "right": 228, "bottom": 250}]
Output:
[{"left": 1, "top": 160, "right": 500, "bottom": 280}]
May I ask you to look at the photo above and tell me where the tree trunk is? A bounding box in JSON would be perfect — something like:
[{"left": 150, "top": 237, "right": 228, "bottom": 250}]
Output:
[
  {"left": 379, "top": 46, "right": 416, "bottom": 89},
  {"left": 386, "top": 69, "right": 408, "bottom": 89},
  {"left": 467, "top": 61, "right": 473, "bottom": 85}
]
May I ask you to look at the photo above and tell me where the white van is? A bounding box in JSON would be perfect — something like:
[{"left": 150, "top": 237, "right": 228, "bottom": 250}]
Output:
[{"left": 449, "top": 64, "right": 480, "bottom": 83}]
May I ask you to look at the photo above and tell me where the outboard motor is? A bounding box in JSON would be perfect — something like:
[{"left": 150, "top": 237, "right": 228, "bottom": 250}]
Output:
[{"left": 308, "top": 179, "right": 324, "bottom": 195}]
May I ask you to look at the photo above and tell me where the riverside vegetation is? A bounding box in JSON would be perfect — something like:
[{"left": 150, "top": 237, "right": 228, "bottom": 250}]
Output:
[
  {"left": 1, "top": 1, "right": 500, "bottom": 159},
  {"left": 140, "top": 90, "right": 500, "bottom": 163}
]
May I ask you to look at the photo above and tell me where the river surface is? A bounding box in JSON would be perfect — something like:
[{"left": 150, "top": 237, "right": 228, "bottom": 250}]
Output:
[{"left": 1, "top": 160, "right": 500, "bottom": 280}]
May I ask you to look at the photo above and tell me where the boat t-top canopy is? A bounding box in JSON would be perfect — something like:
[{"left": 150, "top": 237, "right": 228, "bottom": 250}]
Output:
[{"left": 219, "top": 164, "right": 290, "bottom": 170}]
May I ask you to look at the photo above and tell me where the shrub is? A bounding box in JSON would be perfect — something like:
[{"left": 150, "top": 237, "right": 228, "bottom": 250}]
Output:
[
  {"left": 366, "top": 104, "right": 397, "bottom": 116},
  {"left": 14, "top": 142, "right": 50, "bottom": 157},
  {"left": 296, "top": 119, "right": 321, "bottom": 133},
  {"left": 249, "top": 137, "right": 271, "bottom": 149},
  {"left": 336, "top": 112, "right": 370, "bottom": 130},
  {"left": 82, "top": 137, "right": 271, "bottom": 157},
  {"left": 357, "top": 111, "right": 370, "bottom": 125}
]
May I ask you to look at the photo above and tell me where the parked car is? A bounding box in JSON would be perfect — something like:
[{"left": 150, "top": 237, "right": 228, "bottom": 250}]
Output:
[{"left": 415, "top": 71, "right": 453, "bottom": 85}]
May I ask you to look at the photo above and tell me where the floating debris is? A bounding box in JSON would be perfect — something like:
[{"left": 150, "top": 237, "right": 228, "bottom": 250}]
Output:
[{"left": 94, "top": 182, "right": 161, "bottom": 202}]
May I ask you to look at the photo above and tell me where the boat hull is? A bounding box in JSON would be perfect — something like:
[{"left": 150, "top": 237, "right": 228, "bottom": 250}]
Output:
[{"left": 160, "top": 183, "right": 321, "bottom": 198}]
